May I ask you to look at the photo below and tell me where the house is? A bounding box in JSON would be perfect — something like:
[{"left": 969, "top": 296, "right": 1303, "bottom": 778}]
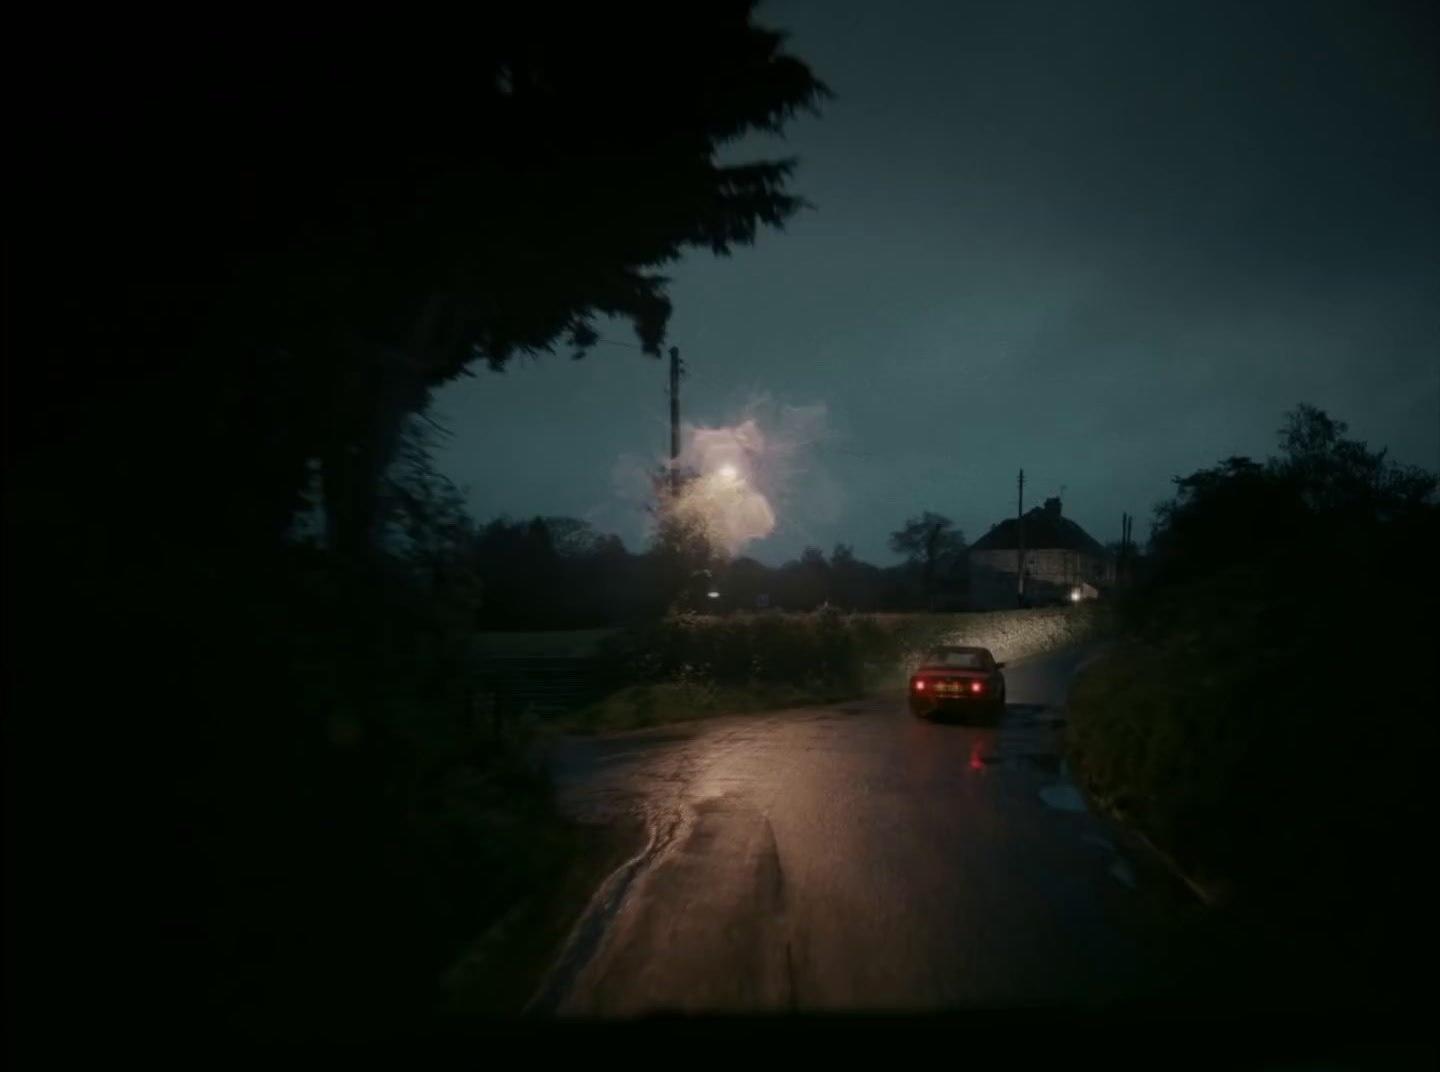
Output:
[{"left": 967, "top": 497, "right": 1113, "bottom": 609}]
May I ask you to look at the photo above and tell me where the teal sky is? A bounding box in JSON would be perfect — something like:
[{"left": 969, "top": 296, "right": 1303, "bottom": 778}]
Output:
[{"left": 433, "top": 0, "right": 1439, "bottom": 565}]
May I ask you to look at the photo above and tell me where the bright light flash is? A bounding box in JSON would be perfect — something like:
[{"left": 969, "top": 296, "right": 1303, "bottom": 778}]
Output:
[{"left": 667, "top": 405, "right": 826, "bottom": 556}]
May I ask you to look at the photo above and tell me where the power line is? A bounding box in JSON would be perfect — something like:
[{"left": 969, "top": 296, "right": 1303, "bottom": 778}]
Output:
[
  {"left": 669, "top": 346, "right": 682, "bottom": 496},
  {"left": 414, "top": 410, "right": 454, "bottom": 439},
  {"left": 590, "top": 335, "right": 651, "bottom": 353}
]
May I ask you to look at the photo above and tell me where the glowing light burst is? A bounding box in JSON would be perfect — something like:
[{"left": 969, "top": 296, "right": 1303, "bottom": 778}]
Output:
[
  {"left": 669, "top": 430, "right": 774, "bottom": 555},
  {"left": 666, "top": 400, "right": 834, "bottom": 557}
]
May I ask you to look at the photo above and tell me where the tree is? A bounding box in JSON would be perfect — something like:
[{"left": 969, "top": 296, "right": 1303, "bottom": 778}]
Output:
[
  {"left": 1134, "top": 405, "right": 1439, "bottom": 640},
  {"left": 1276, "top": 404, "right": 1435, "bottom": 522},
  {"left": 468, "top": 517, "right": 562, "bottom": 627},
  {"left": 542, "top": 518, "right": 604, "bottom": 559},
  {"left": 1147, "top": 456, "right": 1292, "bottom": 588},
  {"left": 1146, "top": 405, "right": 1438, "bottom": 593},
  {"left": 650, "top": 509, "right": 722, "bottom": 615},
  {"left": 1077, "top": 410, "right": 1440, "bottom": 965},
  {"left": 10, "top": 4, "right": 830, "bottom": 562},
  {"left": 384, "top": 416, "right": 478, "bottom": 607},
  {"left": 718, "top": 556, "right": 773, "bottom": 610},
  {"left": 889, "top": 513, "right": 966, "bottom": 609},
  {"left": 786, "top": 546, "right": 832, "bottom": 609}
]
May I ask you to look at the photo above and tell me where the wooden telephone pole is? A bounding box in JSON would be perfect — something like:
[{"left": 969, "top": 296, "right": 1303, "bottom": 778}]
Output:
[
  {"left": 668, "top": 346, "right": 682, "bottom": 498},
  {"left": 1017, "top": 468, "right": 1026, "bottom": 607},
  {"left": 1120, "top": 511, "right": 1132, "bottom": 585}
]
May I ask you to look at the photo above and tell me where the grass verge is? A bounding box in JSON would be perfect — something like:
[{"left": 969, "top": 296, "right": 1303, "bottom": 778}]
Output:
[
  {"left": 554, "top": 680, "right": 857, "bottom": 734},
  {"left": 1064, "top": 641, "right": 1438, "bottom": 1009}
]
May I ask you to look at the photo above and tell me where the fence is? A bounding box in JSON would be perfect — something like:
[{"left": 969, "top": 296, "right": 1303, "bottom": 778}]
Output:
[{"left": 468, "top": 654, "right": 616, "bottom": 720}]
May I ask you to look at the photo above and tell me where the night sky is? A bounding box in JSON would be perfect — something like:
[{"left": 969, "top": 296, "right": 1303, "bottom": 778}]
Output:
[{"left": 434, "top": 0, "right": 1439, "bottom": 565}]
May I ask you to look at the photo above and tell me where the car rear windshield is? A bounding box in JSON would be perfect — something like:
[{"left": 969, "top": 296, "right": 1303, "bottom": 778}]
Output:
[{"left": 923, "top": 651, "right": 985, "bottom": 669}]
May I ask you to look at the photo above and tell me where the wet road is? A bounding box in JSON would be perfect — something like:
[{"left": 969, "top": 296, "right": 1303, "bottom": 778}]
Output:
[{"left": 533, "top": 646, "right": 1216, "bottom": 1016}]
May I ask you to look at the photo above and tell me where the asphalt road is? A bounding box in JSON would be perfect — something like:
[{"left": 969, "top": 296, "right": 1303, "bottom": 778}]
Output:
[{"left": 530, "top": 645, "right": 1287, "bottom": 1017}]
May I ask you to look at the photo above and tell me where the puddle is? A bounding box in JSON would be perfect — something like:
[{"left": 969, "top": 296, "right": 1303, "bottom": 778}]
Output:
[{"left": 1038, "top": 784, "right": 1088, "bottom": 812}]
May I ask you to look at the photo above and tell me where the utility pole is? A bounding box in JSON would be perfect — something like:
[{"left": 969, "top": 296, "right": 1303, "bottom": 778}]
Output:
[
  {"left": 1120, "top": 512, "right": 1131, "bottom": 586},
  {"left": 1119, "top": 512, "right": 1126, "bottom": 586},
  {"left": 1057, "top": 484, "right": 1069, "bottom": 586},
  {"left": 668, "top": 345, "right": 682, "bottom": 498},
  {"left": 1017, "top": 468, "right": 1026, "bottom": 608},
  {"left": 1127, "top": 512, "right": 1133, "bottom": 584}
]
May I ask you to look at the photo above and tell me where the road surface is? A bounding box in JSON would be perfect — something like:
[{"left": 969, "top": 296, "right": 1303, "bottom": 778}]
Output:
[{"left": 531, "top": 647, "right": 1278, "bottom": 1016}]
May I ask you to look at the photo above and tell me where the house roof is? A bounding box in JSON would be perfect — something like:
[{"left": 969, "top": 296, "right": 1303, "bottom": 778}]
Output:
[{"left": 969, "top": 498, "right": 1108, "bottom": 557}]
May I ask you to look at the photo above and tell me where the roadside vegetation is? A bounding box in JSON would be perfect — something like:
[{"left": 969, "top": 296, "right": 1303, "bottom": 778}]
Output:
[
  {"left": 7, "top": 422, "right": 577, "bottom": 1040},
  {"left": 559, "top": 605, "right": 1099, "bottom": 733},
  {"left": 1065, "top": 406, "right": 1439, "bottom": 993},
  {"left": 4, "top": 7, "right": 829, "bottom": 1046}
]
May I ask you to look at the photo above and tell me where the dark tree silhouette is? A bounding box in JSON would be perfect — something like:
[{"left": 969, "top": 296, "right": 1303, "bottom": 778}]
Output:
[
  {"left": 8, "top": 3, "right": 830, "bottom": 560},
  {"left": 889, "top": 512, "right": 966, "bottom": 609},
  {"left": 778, "top": 546, "right": 833, "bottom": 609},
  {"left": 537, "top": 518, "right": 605, "bottom": 560},
  {"left": 3, "top": 6, "right": 833, "bottom": 1040},
  {"left": 1081, "top": 406, "right": 1439, "bottom": 984},
  {"left": 1143, "top": 406, "right": 1437, "bottom": 602},
  {"left": 829, "top": 542, "right": 889, "bottom": 611}
]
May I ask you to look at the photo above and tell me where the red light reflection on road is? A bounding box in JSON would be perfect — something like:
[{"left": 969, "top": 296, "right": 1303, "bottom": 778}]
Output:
[{"left": 970, "top": 741, "right": 985, "bottom": 770}]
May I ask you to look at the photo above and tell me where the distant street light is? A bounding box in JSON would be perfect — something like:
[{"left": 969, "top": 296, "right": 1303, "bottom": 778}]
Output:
[{"left": 707, "top": 590, "right": 721, "bottom": 599}]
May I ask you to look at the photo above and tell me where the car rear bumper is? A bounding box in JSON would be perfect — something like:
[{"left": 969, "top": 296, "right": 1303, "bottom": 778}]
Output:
[{"left": 910, "top": 694, "right": 1001, "bottom": 714}]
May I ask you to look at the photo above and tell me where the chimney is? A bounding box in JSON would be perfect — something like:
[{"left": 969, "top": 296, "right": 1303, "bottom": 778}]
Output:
[{"left": 1043, "top": 496, "right": 1062, "bottom": 518}]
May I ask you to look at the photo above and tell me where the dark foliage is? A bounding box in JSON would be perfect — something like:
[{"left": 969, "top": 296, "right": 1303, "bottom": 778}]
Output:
[
  {"left": 2, "top": 2, "right": 828, "bottom": 1045},
  {"left": 461, "top": 518, "right": 968, "bottom": 626},
  {"left": 889, "top": 512, "right": 967, "bottom": 609},
  {"left": 6, "top": 1, "right": 830, "bottom": 562},
  {"left": 470, "top": 516, "right": 661, "bottom": 628},
  {"left": 1068, "top": 406, "right": 1439, "bottom": 992}
]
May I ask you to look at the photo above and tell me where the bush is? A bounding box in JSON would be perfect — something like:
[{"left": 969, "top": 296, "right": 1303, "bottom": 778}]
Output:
[
  {"left": 5, "top": 525, "right": 572, "bottom": 1041},
  {"left": 572, "top": 606, "right": 1100, "bottom": 731},
  {"left": 1067, "top": 638, "right": 1265, "bottom": 884},
  {"left": 604, "top": 608, "right": 905, "bottom": 691},
  {"left": 1069, "top": 597, "right": 1437, "bottom": 920},
  {"left": 1067, "top": 407, "right": 1440, "bottom": 942},
  {"left": 158, "top": 548, "right": 572, "bottom": 1033}
]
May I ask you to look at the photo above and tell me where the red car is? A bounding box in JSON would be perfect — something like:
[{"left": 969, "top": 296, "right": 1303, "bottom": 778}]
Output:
[{"left": 909, "top": 645, "right": 1007, "bottom": 721}]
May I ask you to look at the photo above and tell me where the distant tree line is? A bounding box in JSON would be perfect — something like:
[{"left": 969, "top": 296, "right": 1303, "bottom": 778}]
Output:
[{"left": 443, "top": 509, "right": 970, "bottom": 629}]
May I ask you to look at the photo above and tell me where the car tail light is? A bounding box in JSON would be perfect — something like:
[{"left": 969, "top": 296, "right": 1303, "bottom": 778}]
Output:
[
  {"left": 914, "top": 678, "right": 926, "bottom": 690},
  {"left": 970, "top": 681, "right": 983, "bottom": 693}
]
